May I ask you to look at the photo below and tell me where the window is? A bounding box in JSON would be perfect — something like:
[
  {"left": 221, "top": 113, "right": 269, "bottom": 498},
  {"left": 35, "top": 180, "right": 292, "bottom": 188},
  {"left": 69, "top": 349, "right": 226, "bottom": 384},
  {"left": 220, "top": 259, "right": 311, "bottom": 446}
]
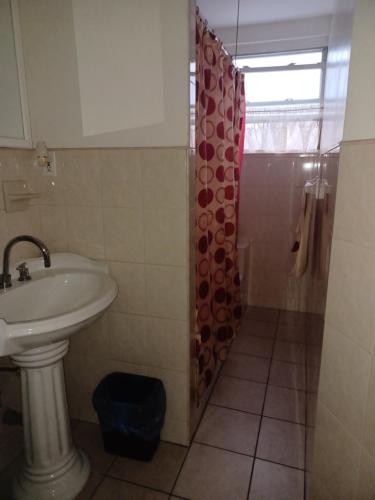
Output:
[{"left": 236, "top": 49, "right": 327, "bottom": 153}]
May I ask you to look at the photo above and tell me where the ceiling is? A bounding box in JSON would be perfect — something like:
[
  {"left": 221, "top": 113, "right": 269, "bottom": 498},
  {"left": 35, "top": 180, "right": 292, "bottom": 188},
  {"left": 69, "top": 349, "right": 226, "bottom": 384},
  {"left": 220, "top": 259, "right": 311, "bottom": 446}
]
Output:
[{"left": 197, "top": 0, "right": 337, "bottom": 28}]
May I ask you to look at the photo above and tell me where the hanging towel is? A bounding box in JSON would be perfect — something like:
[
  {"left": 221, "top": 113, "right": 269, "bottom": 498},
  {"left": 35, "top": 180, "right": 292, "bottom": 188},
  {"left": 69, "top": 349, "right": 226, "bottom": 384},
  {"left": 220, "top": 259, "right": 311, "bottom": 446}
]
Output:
[
  {"left": 290, "top": 192, "right": 314, "bottom": 277},
  {"left": 313, "top": 193, "right": 332, "bottom": 280}
]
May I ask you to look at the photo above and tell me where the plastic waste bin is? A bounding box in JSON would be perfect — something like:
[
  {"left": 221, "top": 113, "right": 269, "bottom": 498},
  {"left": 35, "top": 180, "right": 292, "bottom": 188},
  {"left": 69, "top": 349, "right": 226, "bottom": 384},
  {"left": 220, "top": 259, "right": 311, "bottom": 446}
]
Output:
[{"left": 92, "top": 372, "right": 166, "bottom": 461}]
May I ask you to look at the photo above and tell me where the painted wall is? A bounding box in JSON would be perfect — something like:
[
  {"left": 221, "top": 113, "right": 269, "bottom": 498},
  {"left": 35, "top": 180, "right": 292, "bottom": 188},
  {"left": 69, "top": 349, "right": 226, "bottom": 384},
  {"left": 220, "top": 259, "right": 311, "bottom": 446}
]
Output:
[
  {"left": 343, "top": 0, "right": 375, "bottom": 141},
  {"left": 0, "top": 0, "right": 24, "bottom": 139},
  {"left": 18, "top": 0, "right": 190, "bottom": 148},
  {"left": 310, "top": 1, "right": 375, "bottom": 499},
  {"left": 215, "top": 16, "right": 331, "bottom": 56},
  {"left": 320, "top": 0, "right": 355, "bottom": 153}
]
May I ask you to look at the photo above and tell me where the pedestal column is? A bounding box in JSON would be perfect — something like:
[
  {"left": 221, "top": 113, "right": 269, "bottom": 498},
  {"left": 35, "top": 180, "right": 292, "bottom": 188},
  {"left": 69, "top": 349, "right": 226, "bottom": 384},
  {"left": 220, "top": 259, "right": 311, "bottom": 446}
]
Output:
[{"left": 11, "top": 340, "right": 90, "bottom": 500}]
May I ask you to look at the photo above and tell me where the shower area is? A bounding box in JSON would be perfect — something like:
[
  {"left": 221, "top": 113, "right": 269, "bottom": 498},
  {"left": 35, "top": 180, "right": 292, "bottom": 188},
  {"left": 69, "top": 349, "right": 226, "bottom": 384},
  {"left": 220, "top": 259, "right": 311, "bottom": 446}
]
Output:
[{"left": 185, "top": 1, "right": 345, "bottom": 498}]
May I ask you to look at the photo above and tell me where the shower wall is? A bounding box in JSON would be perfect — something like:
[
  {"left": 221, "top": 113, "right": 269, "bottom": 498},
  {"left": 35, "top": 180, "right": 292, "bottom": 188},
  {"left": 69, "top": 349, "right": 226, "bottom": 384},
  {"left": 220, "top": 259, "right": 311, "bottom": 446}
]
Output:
[{"left": 238, "top": 152, "right": 339, "bottom": 314}]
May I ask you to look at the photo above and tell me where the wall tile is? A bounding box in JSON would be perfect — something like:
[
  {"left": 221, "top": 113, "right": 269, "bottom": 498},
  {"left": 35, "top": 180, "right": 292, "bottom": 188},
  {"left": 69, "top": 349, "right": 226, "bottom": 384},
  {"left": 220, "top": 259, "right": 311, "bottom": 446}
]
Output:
[
  {"left": 0, "top": 146, "right": 190, "bottom": 446},
  {"left": 239, "top": 153, "right": 333, "bottom": 313},
  {"left": 148, "top": 366, "right": 188, "bottom": 422},
  {"left": 70, "top": 314, "right": 109, "bottom": 358},
  {"left": 143, "top": 316, "right": 188, "bottom": 372},
  {"left": 60, "top": 150, "right": 101, "bottom": 207},
  {"left": 161, "top": 417, "right": 189, "bottom": 445},
  {"left": 145, "top": 265, "right": 188, "bottom": 320},
  {"left": 103, "top": 207, "right": 144, "bottom": 263},
  {"left": 325, "top": 238, "right": 375, "bottom": 353},
  {"left": 141, "top": 149, "right": 187, "bottom": 210},
  {"left": 363, "top": 356, "right": 375, "bottom": 459},
  {"left": 310, "top": 401, "right": 361, "bottom": 500},
  {"left": 100, "top": 150, "right": 142, "bottom": 208},
  {"left": 109, "top": 261, "right": 146, "bottom": 315},
  {"left": 143, "top": 208, "right": 187, "bottom": 266},
  {"left": 354, "top": 449, "right": 375, "bottom": 500},
  {"left": 66, "top": 205, "right": 104, "bottom": 259},
  {"left": 37, "top": 175, "right": 65, "bottom": 206},
  {"left": 334, "top": 142, "right": 375, "bottom": 251},
  {"left": 108, "top": 312, "right": 148, "bottom": 365},
  {"left": 39, "top": 205, "right": 68, "bottom": 252},
  {"left": 0, "top": 210, "right": 9, "bottom": 254},
  {"left": 5, "top": 206, "right": 42, "bottom": 263},
  {"left": 318, "top": 323, "right": 371, "bottom": 441}
]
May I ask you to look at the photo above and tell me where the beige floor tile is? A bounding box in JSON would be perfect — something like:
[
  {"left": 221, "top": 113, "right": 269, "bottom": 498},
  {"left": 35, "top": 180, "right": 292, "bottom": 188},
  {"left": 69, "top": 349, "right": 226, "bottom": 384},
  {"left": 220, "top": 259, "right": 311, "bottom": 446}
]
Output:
[
  {"left": 222, "top": 353, "right": 270, "bottom": 383},
  {"left": 273, "top": 341, "right": 305, "bottom": 365},
  {"left": 76, "top": 472, "right": 104, "bottom": 500},
  {"left": 108, "top": 441, "right": 187, "bottom": 493},
  {"left": 232, "top": 336, "right": 274, "bottom": 358},
  {"left": 279, "top": 311, "right": 310, "bottom": 327},
  {"left": 72, "top": 422, "right": 115, "bottom": 474},
  {"left": 249, "top": 459, "right": 304, "bottom": 500},
  {"left": 92, "top": 477, "right": 168, "bottom": 499},
  {"left": 0, "top": 423, "right": 23, "bottom": 471},
  {"left": 269, "top": 360, "right": 306, "bottom": 391},
  {"left": 276, "top": 323, "right": 306, "bottom": 343},
  {"left": 245, "top": 307, "right": 279, "bottom": 323},
  {"left": 257, "top": 417, "right": 305, "bottom": 469},
  {"left": 0, "top": 457, "right": 20, "bottom": 498},
  {"left": 174, "top": 443, "right": 253, "bottom": 500},
  {"left": 194, "top": 405, "right": 260, "bottom": 455},
  {"left": 263, "top": 385, "right": 306, "bottom": 425},
  {"left": 210, "top": 376, "right": 266, "bottom": 415},
  {"left": 240, "top": 319, "right": 277, "bottom": 339}
]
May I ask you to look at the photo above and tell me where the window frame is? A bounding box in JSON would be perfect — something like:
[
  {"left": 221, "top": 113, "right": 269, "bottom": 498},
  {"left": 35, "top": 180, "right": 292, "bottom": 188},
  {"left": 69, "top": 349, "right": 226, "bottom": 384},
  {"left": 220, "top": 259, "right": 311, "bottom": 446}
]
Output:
[
  {"left": 238, "top": 47, "right": 328, "bottom": 152},
  {"left": 237, "top": 47, "right": 328, "bottom": 109}
]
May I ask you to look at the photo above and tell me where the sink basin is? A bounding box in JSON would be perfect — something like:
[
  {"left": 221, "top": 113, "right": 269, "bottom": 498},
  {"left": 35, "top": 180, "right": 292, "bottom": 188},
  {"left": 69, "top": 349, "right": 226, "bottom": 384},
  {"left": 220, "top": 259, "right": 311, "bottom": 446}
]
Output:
[
  {"left": 0, "top": 252, "right": 118, "bottom": 356},
  {"left": 0, "top": 253, "right": 118, "bottom": 500}
]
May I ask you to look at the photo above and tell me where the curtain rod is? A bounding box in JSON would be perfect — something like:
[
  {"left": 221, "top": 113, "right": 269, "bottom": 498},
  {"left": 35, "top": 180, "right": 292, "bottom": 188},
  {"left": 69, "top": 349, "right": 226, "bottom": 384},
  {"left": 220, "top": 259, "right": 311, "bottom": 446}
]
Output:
[{"left": 196, "top": 6, "right": 231, "bottom": 58}]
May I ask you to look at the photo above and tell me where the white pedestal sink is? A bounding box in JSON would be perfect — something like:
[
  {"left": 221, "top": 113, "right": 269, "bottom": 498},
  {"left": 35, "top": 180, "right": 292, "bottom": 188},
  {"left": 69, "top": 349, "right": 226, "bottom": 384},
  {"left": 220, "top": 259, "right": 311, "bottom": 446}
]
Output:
[{"left": 0, "top": 253, "right": 118, "bottom": 500}]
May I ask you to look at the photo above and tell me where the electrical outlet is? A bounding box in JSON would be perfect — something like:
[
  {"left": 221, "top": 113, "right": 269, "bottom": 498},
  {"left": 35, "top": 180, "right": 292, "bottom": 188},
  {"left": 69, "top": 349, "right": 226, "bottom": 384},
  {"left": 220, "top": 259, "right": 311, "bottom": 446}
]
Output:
[{"left": 44, "top": 151, "right": 57, "bottom": 176}]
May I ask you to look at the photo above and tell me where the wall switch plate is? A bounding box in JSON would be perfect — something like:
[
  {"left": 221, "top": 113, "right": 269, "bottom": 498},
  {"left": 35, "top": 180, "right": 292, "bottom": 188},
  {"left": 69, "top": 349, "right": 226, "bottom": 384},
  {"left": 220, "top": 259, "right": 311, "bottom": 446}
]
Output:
[{"left": 44, "top": 151, "right": 57, "bottom": 176}]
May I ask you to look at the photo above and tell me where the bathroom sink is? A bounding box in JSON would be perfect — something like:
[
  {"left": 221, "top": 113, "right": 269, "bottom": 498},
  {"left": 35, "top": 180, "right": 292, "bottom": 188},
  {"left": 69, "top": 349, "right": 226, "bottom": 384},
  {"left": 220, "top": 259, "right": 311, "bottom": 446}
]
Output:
[
  {"left": 0, "top": 252, "right": 118, "bottom": 356},
  {"left": 0, "top": 252, "right": 117, "bottom": 500}
]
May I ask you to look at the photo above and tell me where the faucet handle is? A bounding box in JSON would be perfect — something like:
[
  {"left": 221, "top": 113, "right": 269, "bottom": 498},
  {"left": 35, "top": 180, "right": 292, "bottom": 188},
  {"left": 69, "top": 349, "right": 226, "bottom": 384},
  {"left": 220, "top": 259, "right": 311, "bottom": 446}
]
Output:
[{"left": 16, "top": 262, "right": 31, "bottom": 282}]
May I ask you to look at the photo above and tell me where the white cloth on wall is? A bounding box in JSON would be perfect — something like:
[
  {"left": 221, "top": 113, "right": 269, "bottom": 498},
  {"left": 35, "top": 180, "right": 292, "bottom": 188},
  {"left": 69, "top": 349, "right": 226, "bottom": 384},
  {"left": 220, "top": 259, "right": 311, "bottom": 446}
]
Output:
[{"left": 244, "top": 105, "right": 321, "bottom": 153}]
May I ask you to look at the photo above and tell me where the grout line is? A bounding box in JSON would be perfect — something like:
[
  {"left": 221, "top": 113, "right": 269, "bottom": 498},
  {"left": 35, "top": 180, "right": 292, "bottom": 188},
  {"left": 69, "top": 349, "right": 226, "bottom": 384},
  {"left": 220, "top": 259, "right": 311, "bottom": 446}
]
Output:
[
  {"left": 207, "top": 402, "right": 306, "bottom": 427},
  {"left": 88, "top": 454, "right": 118, "bottom": 499},
  {"left": 193, "top": 440, "right": 254, "bottom": 458},
  {"left": 169, "top": 358, "right": 227, "bottom": 497},
  {"left": 255, "top": 456, "right": 307, "bottom": 473},
  {"left": 246, "top": 309, "right": 280, "bottom": 500},
  {"left": 88, "top": 473, "right": 107, "bottom": 500},
  {"left": 104, "top": 474, "right": 175, "bottom": 496}
]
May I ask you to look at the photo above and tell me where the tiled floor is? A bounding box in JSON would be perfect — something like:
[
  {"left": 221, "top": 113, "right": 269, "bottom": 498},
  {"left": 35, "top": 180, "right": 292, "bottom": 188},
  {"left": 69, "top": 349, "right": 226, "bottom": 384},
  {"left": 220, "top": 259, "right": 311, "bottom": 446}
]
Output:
[{"left": 0, "top": 307, "right": 323, "bottom": 500}]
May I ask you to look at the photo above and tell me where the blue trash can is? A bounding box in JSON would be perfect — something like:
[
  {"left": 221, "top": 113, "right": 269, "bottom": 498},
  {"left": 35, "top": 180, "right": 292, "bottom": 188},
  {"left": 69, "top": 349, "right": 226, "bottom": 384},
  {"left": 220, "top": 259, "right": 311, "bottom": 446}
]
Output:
[{"left": 92, "top": 372, "right": 166, "bottom": 461}]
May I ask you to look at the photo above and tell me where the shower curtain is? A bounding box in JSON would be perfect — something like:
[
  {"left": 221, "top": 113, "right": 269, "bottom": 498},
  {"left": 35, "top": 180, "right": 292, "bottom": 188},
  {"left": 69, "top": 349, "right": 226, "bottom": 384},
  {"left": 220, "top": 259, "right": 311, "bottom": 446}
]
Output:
[{"left": 195, "top": 17, "right": 246, "bottom": 402}]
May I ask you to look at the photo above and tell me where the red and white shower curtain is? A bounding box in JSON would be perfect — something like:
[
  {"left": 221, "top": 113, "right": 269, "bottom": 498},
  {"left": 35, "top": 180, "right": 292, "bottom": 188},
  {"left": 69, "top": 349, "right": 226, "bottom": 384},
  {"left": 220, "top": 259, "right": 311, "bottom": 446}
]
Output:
[{"left": 195, "top": 17, "right": 246, "bottom": 402}]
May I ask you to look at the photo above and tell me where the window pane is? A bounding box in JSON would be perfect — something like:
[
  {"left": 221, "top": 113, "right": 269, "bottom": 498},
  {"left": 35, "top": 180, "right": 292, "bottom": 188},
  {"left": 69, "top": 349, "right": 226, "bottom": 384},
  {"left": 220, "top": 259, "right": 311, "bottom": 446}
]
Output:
[
  {"left": 237, "top": 50, "right": 322, "bottom": 69},
  {"left": 245, "top": 69, "right": 321, "bottom": 104}
]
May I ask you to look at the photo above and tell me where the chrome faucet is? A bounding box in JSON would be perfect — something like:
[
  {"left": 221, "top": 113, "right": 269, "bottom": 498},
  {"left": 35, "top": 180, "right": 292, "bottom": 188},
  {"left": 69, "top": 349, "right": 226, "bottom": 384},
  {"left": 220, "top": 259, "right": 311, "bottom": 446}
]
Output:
[{"left": 0, "top": 235, "right": 51, "bottom": 289}]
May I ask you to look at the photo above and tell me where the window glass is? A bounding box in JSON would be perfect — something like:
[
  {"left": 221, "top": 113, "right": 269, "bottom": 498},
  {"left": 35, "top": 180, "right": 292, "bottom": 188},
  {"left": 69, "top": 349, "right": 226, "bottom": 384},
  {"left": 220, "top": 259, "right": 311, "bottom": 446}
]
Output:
[
  {"left": 245, "top": 68, "right": 322, "bottom": 104},
  {"left": 237, "top": 50, "right": 323, "bottom": 69}
]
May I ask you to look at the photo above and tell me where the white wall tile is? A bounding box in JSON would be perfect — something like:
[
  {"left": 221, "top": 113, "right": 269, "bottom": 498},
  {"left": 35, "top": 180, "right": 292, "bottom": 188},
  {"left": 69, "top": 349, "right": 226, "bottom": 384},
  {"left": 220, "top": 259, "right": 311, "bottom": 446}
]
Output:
[
  {"left": 145, "top": 265, "right": 188, "bottom": 320},
  {"left": 109, "top": 261, "right": 146, "bottom": 315},
  {"left": 143, "top": 208, "right": 187, "bottom": 266},
  {"left": 103, "top": 207, "right": 144, "bottom": 263}
]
